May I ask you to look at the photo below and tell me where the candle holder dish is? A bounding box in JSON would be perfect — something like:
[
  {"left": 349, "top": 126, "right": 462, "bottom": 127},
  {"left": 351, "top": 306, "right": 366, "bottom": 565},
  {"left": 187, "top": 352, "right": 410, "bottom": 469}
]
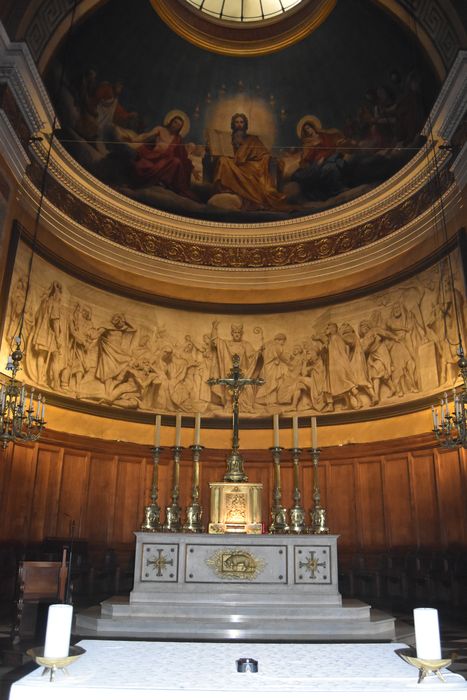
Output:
[
  {"left": 396, "top": 648, "right": 457, "bottom": 683},
  {"left": 27, "top": 645, "right": 86, "bottom": 682}
]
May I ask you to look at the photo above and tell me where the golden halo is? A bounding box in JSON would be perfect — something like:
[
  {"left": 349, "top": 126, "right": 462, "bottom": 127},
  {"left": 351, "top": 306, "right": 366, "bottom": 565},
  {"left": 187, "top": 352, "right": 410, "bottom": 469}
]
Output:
[
  {"left": 163, "top": 110, "right": 190, "bottom": 137},
  {"left": 296, "top": 114, "right": 322, "bottom": 139}
]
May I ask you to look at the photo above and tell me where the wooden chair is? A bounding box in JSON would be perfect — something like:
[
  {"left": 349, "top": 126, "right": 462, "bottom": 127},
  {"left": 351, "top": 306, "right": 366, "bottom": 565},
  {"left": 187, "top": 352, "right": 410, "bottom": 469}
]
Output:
[{"left": 12, "top": 547, "right": 68, "bottom": 644}]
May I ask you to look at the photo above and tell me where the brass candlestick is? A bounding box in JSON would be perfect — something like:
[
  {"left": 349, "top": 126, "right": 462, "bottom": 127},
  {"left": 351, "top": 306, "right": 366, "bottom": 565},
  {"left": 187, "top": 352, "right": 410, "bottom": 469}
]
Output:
[
  {"left": 140, "top": 446, "right": 163, "bottom": 531},
  {"left": 183, "top": 444, "right": 204, "bottom": 532},
  {"left": 289, "top": 447, "right": 306, "bottom": 534},
  {"left": 396, "top": 648, "right": 457, "bottom": 683},
  {"left": 27, "top": 646, "right": 86, "bottom": 682},
  {"left": 164, "top": 445, "right": 183, "bottom": 532},
  {"left": 309, "top": 447, "right": 329, "bottom": 534},
  {"left": 269, "top": 446, "right": 289, "bottom": 533}
]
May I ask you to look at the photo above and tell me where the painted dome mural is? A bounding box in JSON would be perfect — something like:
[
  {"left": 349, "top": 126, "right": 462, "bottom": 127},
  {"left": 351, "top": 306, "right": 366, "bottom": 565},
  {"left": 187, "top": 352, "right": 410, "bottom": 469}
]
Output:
[{"left": 46, "top": 0, "right": 439, "bottom": 224}]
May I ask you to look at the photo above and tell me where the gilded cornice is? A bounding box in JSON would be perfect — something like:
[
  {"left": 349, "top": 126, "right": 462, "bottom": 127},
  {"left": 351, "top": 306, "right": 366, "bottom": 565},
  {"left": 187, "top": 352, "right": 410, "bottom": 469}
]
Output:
[{"left": 24, "top": 152, "right": 454, "bottom": 269}]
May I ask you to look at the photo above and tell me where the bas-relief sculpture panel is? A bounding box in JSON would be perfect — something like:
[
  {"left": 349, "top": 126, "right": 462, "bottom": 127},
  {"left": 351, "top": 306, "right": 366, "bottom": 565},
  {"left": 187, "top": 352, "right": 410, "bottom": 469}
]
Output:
[
  {"left": 46, "top": 0, "right": 438, "bottom": 223},
  {"left": 2, "top": 241, "right": 466, "bottom": 419}
]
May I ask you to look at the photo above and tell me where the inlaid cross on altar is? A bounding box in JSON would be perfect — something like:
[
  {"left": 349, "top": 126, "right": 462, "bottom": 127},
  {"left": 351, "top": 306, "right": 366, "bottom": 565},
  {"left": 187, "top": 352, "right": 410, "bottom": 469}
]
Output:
[{"left": 208, "top": 354, "right": 264, "bottom": 482}]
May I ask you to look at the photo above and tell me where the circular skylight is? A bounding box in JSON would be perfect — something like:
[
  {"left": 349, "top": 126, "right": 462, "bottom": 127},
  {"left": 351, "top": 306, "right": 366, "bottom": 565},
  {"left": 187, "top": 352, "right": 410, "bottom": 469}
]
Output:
[{"left": 184, "top": 0, "right": 305, "bottom": 22}]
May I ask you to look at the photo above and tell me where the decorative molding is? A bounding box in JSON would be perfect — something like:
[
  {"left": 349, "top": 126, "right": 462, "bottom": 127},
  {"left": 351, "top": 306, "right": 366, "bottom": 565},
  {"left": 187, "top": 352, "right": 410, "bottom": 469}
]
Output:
[
  {"left": 427, "top": 50, "right": 467, "bottom": 141},
  {"left": 398, "top": 0, "right": 464, "bottom": 69},
  {"left": 451, "top": 142, "right": 467, "bottom": 191},
  {"left": 24, "top": 152, "right": 455, "bottom": 268},
  {"left": 0, "top": 21, "right": 55, "bottom": 133},
  {"left": 0, "top": 105, "right": 30, "bottom": 182}
]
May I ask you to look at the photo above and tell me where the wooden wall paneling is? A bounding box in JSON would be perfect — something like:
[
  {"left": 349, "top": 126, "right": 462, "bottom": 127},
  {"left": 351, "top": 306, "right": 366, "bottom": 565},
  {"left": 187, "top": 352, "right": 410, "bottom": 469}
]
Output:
[
  {"left": 280, "top": 461, "right": 294, "bottom": 511},
  {"left": 325, "top": 461, "right": 357, "bottom": 549},
  {"left": 409, "top": 450, "right": 440, "bottom": 548},
  {"left": 179, "top": 457, "right": 194, "bottom": 513},
  {"left": 0, "top": 442, "right": 37, "bottom": 540},
  {"left": 57, "top": 449, "right": 90, "bottom": 539},
  {"left": 157, "top": 453, "right": 175, "bottom": 514},
  {"left": 199, "top": 458, "right": 224, "bottom": 527},
  {"left": 434, "top": 447, "right": 467, "bottom": 546},
  {"left": 0, "top": 446, "right": 13, "bottom": 531},
  {"left": 249, "top": 459, "right": 271, "bottom": 527},
  {"left": 30, "top": 445, "right": 63, "bottom": 542},
  {"left": 381, "top": 455, "right": 414, "bottom": 547},
  {"left": 82, "top": 455, "right": 118, "bottom": 545},
  {"left": 302, "top": 461, "right": 314, "bottom": 527},
  {"left": 112, "top": 456, "right": 147, "bottom": 544},
  {"left": 354, "top": 459, "right": 386, "bottom": 551}
]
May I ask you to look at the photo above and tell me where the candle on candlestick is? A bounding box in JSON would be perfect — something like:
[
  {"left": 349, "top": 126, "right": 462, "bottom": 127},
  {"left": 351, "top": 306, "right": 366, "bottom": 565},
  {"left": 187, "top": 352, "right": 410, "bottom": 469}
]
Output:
[
  {"left": 194, "top": 412, "right": 201, "bottom": 445},
  {"left": 292, "top": 416, "right": 299, "bottom": 449},
  {"left": 175, "top": 413, "right": 182, "bottom": 447},
  {"left": 273, "top": 414, "right": 280, "bottom": 448},
  {"left": 413, "top": 608, "right": 442, "bottom": 660},
  {"left": 154, "top": 414, "right": 161, "bottom": 447},
  {"left": 311, "top": 416, "right": 318, "bottom": 449},
  {"left": 43, "top": 604, "right": 73, "bottom": 658}
]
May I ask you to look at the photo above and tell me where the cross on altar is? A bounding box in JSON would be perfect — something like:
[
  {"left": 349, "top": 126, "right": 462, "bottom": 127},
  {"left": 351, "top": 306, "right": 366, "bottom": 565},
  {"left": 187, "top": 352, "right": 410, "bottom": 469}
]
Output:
[
  {"left": 147, "top": 549, "right": 173, "bottom": 577},
  {"left": 208, "top": 354, "right": 264, "bottom": 482}
]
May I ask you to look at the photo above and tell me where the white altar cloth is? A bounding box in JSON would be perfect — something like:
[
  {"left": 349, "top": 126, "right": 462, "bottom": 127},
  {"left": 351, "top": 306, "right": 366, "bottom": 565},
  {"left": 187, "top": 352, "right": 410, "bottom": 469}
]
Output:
[{"left": 9, "top": 640, "right": 467, "bottom": 699}]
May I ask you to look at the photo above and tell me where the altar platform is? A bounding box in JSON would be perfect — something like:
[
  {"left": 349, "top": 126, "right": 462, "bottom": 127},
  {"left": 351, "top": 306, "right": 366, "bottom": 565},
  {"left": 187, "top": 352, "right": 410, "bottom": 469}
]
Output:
[
  {"left": 75, "top": 533, "right": 396, "bottom": 640},
  {"left": 9, "top": 640, "right": 467, "bottom": 698}
]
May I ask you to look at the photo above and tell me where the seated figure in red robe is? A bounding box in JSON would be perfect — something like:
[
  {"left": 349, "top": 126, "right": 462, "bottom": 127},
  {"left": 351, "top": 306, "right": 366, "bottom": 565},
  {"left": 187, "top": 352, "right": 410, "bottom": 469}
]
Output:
[{"left": 132, "top": 112, "right": 196, "bottom": 199}]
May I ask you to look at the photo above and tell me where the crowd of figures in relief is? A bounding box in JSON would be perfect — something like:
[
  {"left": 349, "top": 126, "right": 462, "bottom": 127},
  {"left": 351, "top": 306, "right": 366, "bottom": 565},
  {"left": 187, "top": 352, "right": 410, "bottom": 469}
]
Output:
[{"left": 2, "top": 248, "right": 466, "bottom": 417}]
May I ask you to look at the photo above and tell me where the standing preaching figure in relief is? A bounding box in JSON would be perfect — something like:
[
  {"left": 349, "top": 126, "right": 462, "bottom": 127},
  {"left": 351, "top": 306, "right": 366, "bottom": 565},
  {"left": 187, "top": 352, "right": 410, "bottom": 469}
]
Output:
[{"left": 210, "top": 321, "right": 262, "bottom": 411}]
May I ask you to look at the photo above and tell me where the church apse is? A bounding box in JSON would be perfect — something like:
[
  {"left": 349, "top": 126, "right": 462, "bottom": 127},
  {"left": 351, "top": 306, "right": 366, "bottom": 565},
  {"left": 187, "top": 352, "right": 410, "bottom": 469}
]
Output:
[
  {"left": 45, "top": 0, "right": 438, "bottom": 224},
  {"left": 1, "top": 240, "right": 465, "bottom": 422}
]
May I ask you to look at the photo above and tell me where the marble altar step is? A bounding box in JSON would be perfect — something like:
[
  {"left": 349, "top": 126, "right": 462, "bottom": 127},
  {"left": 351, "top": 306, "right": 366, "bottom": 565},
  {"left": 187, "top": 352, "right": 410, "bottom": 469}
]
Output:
[{"left": 74, "top": 598, "right": 396, "bottom": 640}]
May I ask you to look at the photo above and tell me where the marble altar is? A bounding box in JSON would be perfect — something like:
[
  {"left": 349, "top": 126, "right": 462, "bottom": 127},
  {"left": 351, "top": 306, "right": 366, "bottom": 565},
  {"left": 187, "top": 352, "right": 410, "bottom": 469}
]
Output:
[
  {"left": 9, "top": 640, "right": 467, "bottom": 699},
  {"left": 75, "top": 532, "right": 396, "bottom": 639}
]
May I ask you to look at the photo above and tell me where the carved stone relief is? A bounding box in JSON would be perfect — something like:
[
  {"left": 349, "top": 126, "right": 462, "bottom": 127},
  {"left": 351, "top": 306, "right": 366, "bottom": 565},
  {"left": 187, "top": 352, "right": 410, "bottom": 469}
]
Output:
[{"left": 1, "top": 240, "right": 465, "bottom": 419}]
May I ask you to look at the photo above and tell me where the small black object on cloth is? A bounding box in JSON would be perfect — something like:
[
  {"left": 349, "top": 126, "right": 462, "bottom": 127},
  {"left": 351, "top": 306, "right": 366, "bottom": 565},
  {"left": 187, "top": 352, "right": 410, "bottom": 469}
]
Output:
[{"left": 236, "top": 657, "right": 258, "bottom": 673}]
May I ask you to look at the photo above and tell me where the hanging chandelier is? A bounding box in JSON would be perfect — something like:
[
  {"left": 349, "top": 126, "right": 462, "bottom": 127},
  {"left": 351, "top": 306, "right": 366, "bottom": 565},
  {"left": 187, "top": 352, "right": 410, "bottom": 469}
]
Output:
[
  {"left": 432, "top": 344, "right": 467, "bottom": 449},
  {"left": 0, "top": 136, "right": 52, "bottom": 450},
  {"left": 0, "top": 337, "right": 46, "bottom": 450},
  {"left": 0, "top": 1, "right": 79, "bottom": 449}
]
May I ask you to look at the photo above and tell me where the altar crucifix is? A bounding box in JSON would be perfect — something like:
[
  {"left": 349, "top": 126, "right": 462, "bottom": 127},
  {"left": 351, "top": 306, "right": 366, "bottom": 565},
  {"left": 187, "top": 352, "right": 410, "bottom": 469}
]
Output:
[{"left": 208, "top": 354, "right": 264, "bottom": 483}]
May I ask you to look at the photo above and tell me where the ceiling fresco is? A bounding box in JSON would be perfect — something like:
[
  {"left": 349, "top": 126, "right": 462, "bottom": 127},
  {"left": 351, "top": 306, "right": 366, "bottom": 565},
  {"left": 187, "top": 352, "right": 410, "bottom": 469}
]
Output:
[{"left": 46, "top": 0, "right": 439, "bottom": 224}]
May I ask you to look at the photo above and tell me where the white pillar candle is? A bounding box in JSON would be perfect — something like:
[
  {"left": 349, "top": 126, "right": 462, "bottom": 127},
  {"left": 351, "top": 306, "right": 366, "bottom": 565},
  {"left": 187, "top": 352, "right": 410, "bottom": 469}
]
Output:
[
  {"left": 311, "top": 416, "right": 318, "bottom": 449},
  {"left": 194, "top": 413, "right": 201, "bottom": 445},
  {"left": 43, "top": 604, "right": 73, "bottom": 658},
  {"left": 154, "top": 414, "right": 161, "bottom": 447},
  {"left": 273, "top": 414, "right": 279, "bottom": 448},
  {"left": 175, "top": 413, "right": 182, "bottom": 447},
  {"left": 413, "top": 607, "right": 442, "bottom": 660},
  {"left": 292, "top": 416, "right": 299, "bottom": 449}
]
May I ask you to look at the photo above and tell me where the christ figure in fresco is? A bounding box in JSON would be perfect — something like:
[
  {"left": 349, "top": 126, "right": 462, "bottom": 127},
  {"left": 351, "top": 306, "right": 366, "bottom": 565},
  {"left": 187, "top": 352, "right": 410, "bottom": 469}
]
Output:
[
  {"left": 213, "top": 113, "right": 289, "bottom": 211},
  {"left": 130, "top": 111, "right": 198, "bottom": 199}
]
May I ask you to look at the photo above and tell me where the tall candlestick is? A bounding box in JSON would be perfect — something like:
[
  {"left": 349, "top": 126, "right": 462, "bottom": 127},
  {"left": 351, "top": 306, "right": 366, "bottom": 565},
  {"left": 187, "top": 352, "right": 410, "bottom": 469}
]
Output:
[
  {"left": 292, "top": 416, "right": 299, "bottom": 449},
  {"left": 154, "top": 414, "right": 161, "bottom": 447},
  {"left": 273, "top": 414, "right": 280, "bottom": 447},
  {"left": 414, "top": 608, "right": 442, "bottom": 660},
  {"left": 175, "top": 413, "right": 182, "bottom": 447},
  {"left": 194, "top": 412, "right": 201, "bottom": 445},
  {"left": 311, "top": 416, "right": 318, "bottom": 449}
]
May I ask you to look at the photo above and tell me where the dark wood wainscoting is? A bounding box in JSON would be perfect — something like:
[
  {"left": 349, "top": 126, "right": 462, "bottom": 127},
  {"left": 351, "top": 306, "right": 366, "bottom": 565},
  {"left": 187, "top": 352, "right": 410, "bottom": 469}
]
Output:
[{"left": 0, "top": 430, "right": 466, "bottom": 551}]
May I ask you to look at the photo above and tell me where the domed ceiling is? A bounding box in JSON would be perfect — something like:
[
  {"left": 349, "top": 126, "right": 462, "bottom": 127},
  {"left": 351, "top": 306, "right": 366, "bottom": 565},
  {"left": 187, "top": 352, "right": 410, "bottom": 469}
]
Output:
[{"left": 46, "top": 0, "right": 439, "bottom": 225}]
